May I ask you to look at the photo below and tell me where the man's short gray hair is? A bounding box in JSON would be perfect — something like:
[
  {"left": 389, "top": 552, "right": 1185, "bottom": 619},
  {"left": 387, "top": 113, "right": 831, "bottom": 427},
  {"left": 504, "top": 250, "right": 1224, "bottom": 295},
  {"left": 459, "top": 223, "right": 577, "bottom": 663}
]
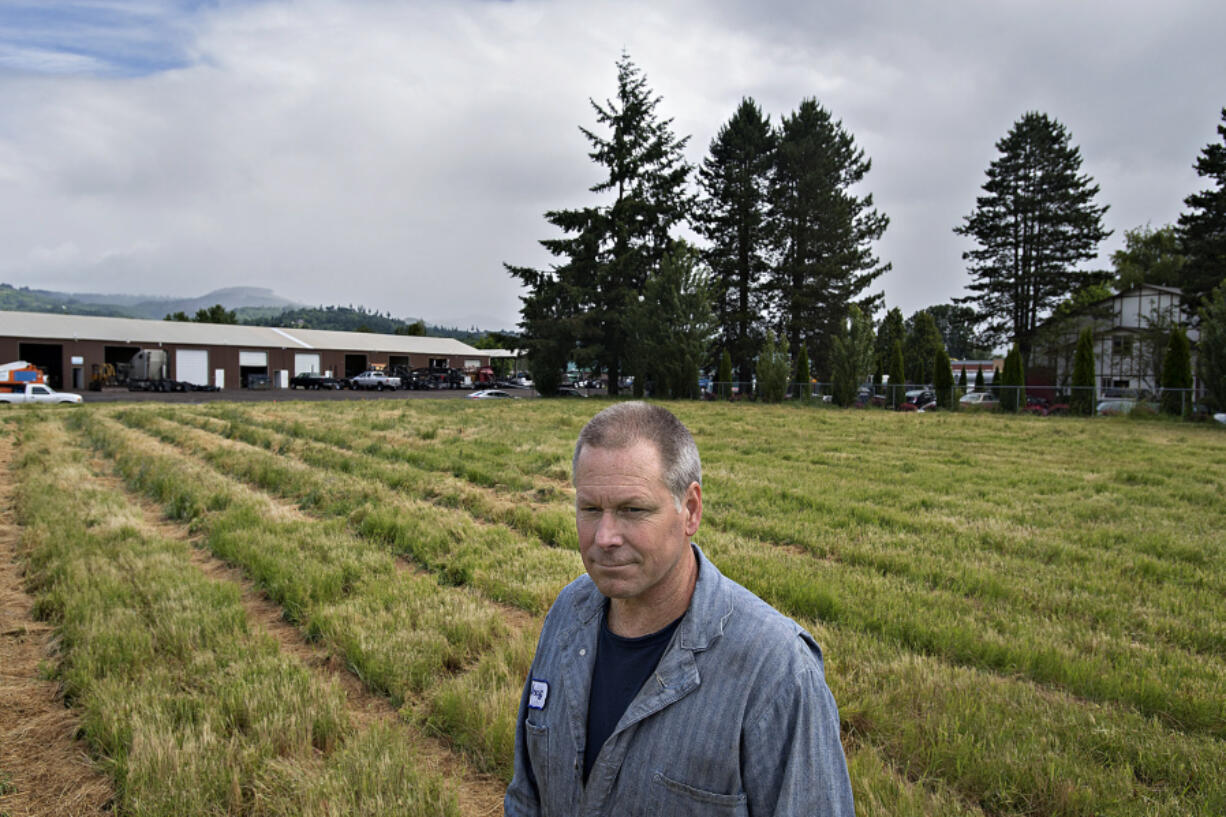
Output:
[{"left": 573, "top": 402, "right": 701, "bottom": 505}]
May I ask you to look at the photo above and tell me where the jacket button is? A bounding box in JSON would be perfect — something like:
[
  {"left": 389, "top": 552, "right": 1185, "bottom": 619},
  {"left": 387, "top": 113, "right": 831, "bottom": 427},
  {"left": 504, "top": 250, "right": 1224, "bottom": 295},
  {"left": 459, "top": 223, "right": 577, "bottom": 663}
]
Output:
[{"left": 579, "top": 648, "right": 587, "bottom": 656}]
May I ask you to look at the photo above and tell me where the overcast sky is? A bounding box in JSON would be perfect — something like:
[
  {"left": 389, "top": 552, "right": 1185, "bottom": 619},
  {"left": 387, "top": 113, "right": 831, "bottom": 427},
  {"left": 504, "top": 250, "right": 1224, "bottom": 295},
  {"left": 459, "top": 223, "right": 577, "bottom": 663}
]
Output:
[{"left": 1, "top": 0, "right": 1222, "bottom": 330}]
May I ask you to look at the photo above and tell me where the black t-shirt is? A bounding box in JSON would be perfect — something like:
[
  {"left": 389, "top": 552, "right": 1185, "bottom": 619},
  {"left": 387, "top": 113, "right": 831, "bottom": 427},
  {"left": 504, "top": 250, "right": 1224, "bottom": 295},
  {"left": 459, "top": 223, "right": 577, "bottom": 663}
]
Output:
[{"left": 583, "top": 607, "right": 683, "bottom": 783}]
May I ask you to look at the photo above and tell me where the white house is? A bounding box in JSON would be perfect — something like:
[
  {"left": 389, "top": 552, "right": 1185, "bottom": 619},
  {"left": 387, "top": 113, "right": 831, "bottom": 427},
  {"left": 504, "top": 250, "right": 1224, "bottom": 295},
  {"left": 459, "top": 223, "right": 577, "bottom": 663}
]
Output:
[{"left": 1034, "top": 284, "right": 1199, "bottom": 397}]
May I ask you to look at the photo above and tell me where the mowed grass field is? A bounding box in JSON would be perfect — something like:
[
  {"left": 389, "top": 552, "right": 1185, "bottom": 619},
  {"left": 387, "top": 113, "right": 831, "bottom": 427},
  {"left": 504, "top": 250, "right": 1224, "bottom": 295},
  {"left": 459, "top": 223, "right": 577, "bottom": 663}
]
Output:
[{"left": 3, "top": 399, "right": 1225, "bottom": 816}]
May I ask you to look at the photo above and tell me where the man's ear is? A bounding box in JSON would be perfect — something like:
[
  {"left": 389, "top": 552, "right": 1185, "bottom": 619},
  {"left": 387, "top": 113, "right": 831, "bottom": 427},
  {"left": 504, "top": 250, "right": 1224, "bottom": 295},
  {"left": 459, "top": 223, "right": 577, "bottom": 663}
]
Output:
[{"left": 682, "top": 481, "right": 702, "bottom": 537}]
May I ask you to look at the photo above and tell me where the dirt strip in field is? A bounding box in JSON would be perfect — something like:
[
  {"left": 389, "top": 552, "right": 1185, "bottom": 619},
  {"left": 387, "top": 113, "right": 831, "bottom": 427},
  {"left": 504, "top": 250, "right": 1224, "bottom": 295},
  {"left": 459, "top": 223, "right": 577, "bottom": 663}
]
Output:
[
  {"left": 0, "top": 430, "right": 114, "bottom": 817},
  {"left": 83, "top": 450, "right": 511, "bottom": 817}
]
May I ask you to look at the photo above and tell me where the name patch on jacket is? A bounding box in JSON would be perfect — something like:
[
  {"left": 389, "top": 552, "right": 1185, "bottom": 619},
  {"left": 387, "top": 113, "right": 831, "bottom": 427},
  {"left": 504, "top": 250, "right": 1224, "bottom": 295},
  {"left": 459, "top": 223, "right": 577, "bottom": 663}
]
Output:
[{"left": 529, "top": 679, "right": 549, "bottom": 710}]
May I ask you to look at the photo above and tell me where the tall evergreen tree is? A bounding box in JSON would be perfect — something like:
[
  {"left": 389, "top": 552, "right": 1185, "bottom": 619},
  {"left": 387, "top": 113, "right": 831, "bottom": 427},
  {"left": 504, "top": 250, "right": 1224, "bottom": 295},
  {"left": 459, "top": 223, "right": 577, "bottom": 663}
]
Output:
[
  {"left": 768, "top": 98, "right": 888, "bottom": 375},
  {"left": 974, "top": 364, "right": 985, "bottom": 392},
  {"left": 1070, "top": 327, "right": 1097, "bottom": 415},
  {"left": 1178, "top": 108, "right": 1226, "bottom": 312},
  {"left": 830, "top": 304, "right": 874, "bottom": 406},
  {"left": 958, "top": 366, "right": 968, "bottom": 391},
  {"left": 954, "top": 111, "right": 1110, "bottom": 363},
  {"left": 697, "top": 98, "right": 776, "bottom": 387},
  {"left": 506, "top": 54, "right": 692, "bottom": 396}
]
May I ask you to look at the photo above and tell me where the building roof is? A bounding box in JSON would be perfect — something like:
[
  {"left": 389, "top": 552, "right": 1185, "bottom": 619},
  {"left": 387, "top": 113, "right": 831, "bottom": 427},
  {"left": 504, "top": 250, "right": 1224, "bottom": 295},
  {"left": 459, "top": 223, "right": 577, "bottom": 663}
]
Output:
[{"left": 0, "top": 310, "right": 482, "bottom": 356}]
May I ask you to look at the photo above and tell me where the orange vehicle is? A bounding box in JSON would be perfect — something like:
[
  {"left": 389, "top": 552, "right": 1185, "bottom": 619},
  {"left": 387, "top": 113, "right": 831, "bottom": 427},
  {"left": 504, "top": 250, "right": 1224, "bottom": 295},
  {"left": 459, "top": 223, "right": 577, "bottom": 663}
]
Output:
[{"left": 0, "top": 360, "right": 47, "bottom": 387}]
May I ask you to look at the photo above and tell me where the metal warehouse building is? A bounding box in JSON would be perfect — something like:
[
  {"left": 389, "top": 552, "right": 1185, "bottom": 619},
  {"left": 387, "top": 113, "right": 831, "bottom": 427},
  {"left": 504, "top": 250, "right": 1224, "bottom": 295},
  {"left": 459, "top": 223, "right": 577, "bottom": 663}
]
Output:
[{"left": 0, "top": 310, "right": 491, "bottom": 390}]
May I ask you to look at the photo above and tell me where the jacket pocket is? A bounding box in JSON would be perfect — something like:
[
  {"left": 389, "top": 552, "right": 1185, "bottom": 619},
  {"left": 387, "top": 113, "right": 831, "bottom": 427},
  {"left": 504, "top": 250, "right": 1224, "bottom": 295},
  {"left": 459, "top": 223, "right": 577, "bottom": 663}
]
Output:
[{"left": 651, "top": 771, "right": 748, "bottom": 817}]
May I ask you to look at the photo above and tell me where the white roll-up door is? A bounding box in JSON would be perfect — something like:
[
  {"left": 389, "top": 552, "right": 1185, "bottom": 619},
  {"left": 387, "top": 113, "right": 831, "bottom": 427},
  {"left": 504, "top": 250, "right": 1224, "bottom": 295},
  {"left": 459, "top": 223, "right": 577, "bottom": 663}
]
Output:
[
  {"left": 294, "top": 353, "right": 321, "bottom": 375},
  {"left": 239, "top": 351, "right": 268, "bottom": 367},
  {"left": 175, "top": 349, "right": 209, "bottom": 385}
]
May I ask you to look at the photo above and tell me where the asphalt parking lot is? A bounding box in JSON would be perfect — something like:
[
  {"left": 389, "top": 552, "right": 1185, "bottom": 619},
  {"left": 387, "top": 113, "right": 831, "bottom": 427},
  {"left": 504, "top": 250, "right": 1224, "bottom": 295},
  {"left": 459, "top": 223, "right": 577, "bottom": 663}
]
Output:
[{"left": 79, "top": 387, "right": 539, "bottom": 404}]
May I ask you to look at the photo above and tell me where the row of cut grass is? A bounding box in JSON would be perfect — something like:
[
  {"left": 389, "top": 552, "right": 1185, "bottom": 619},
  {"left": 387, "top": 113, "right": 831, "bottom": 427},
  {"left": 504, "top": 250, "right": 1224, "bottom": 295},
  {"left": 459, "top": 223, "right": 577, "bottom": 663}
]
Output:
[
  {"left": 11, "top": 412, "right": 457, "bottom": 816},
  {"left": 68, "top": 410, "right": 530, "bottom": 778}
]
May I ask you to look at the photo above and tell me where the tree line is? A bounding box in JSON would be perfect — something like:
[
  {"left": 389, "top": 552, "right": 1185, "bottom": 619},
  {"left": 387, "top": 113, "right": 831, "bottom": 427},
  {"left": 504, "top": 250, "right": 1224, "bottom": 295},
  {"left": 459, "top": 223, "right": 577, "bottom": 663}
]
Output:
[{"left": 509, "top": 54, "right": 1226, "bottom": 407}]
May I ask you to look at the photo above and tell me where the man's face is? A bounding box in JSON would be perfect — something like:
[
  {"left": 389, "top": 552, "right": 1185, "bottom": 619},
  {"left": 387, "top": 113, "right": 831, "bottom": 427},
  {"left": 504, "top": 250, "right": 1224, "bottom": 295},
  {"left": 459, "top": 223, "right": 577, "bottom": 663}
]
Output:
[{"left": 573, "top": 439, "right": 701, "bottom": 605}]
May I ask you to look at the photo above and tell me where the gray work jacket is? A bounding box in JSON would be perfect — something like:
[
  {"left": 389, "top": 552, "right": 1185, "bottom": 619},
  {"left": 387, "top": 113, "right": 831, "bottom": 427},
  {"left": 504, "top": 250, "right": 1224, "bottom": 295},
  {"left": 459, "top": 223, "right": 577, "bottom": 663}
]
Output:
[{"left": 504, "top": 545, "right": 854, "bottom": 817}]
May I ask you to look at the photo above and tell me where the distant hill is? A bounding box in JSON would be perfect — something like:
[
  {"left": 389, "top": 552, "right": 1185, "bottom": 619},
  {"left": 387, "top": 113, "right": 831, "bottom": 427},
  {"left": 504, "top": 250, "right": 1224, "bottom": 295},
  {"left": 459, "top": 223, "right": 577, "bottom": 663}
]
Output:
[
  {"left": 131, "top": 287, "right": 297, "bottom": 319},
  {"left": 1, "top": 283, "right": 503, "bottom": 342}
]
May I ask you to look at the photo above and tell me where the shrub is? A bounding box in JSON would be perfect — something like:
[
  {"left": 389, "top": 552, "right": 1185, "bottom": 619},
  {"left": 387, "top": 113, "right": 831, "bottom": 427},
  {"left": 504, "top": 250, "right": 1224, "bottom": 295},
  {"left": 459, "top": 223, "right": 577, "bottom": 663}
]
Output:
[
  {"left": 1160, "top": 326, "right": 1192, "bottom": 416},
  {"left": 755, "top": 331, "right": 790, "bottom": 403},
  {"left": 934, "top": 347, "right": 954, "bottom": 409},
  {"left": 1071, "top": 327, "right": 1096, "bottom": 415},
  {"left": 716, "top": 349, "right": 733, "bottom": 400}
]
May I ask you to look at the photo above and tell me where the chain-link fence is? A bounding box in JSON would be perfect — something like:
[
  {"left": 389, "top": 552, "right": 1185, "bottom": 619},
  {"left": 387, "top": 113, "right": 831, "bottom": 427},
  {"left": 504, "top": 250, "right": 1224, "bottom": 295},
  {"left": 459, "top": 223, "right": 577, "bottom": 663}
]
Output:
[{"left": 697, "top": 381, "right": 1208, "bottom": 418}]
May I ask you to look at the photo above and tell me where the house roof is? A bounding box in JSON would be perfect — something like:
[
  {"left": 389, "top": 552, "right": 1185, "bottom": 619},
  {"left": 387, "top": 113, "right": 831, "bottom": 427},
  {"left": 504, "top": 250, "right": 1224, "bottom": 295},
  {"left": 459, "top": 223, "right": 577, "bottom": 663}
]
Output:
[{"left": 0, "top": 310, "right": 482, "bottom": 356}]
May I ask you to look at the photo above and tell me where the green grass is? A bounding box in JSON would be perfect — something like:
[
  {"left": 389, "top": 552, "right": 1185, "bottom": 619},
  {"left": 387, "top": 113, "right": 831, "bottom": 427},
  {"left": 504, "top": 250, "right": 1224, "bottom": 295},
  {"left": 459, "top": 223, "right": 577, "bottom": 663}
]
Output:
[
  {"left": 10, "top": 412, "right": 458, "bottom": 816},
  {"left": 15, "top": 399, "right": 1226, "bottom": 816}
]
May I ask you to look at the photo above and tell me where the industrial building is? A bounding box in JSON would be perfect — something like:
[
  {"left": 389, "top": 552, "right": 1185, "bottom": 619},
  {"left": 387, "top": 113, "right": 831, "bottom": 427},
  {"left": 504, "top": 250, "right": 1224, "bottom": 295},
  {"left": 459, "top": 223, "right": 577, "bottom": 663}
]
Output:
[{"left": 0, "top": 310, "right": 491, "bottom": 390}]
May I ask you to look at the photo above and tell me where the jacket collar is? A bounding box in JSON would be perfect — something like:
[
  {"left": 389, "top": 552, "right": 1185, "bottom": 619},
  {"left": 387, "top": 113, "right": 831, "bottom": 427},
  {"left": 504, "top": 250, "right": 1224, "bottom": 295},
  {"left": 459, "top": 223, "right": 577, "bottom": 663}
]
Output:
[{"left": 569, "top": 543, "right": 732, "bottom": 653}]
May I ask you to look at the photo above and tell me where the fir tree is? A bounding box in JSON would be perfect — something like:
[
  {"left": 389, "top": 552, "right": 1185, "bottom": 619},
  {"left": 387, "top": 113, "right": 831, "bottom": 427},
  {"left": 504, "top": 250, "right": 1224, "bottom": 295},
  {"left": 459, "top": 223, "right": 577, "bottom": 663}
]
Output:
[
  {"left": 697, "top": 98, "right": 776, "bottom": 387},
  {"left": 769, "top": 99, "right": 888, "bottom": 375},
  {"left": 1178, "top": 108, "right": 1226, "bottom": 312},
  {"left": 506, "top": 54, "right": 692, "bottom": 396},
  {"left": 954, "top": 112, "right": 1110, "bottom": 362},
  {"left": 974, "top": 364, "right": 985, "bottom": 392}
]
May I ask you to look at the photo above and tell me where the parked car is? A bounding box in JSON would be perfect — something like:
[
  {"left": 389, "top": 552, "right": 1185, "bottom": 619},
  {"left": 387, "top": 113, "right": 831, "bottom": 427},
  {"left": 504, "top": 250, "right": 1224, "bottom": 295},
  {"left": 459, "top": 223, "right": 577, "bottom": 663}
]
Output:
[
  {"left": 1094, "top": 398, "right": 1160, "bottom": 416},
  {"left": 556, "top": 387, "right": 588, "bottom": 398},
  {"left": 902, "top": 389, "right": 937, "bottom": 411},
  {"left": 348, "top": 370, "right": 401, "bottom": 390},
  {"left": 1214, "top": 413, "right": 1226, "bottom": 425},
  {"left": 0, "top": 383, "right": 83, "bottom": 405},
  {"left": 289, "top": 372, "right": 343, "bottom": 390},
  {"left": 468, "top": 389, "right": 516, "bottom": 399},
  {"left": 960, "top": 391, "right": 1000, "bottom": 409}
]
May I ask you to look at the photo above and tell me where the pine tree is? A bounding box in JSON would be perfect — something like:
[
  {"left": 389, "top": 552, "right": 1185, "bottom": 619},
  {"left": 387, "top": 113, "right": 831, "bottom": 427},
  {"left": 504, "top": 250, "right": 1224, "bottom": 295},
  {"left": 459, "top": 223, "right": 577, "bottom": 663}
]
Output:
[
  {"left": 1070, "top": 327, "right": 1096, "bottom": 415},
  {"left": 506, "top": 54, "right": 692, "bottom": 396},
  {"left": 697, "top": 98, "right": 776, "bottom": 387},
  {"left": 954, "top": 112, "right": 1110, "bottom": 363},
  {"left": 1160, "top": 327, "right": 1192, "bottom": 416},
  {"left": 769, "top": 99, "right": 888, "bottom": 375},
  {"left": 974, "top": 364, "right": 985, "bottom": 392},
  {"left": 958, "top": 366, "right": 968, "bottom": 391},
  {"left": 1178, "top": 108, "right": 1226, "bottom": 312}
]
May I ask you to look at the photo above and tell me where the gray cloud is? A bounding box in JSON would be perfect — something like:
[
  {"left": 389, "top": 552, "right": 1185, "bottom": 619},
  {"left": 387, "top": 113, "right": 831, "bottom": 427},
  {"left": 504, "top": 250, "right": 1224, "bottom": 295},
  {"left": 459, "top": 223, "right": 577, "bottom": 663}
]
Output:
[{"left": 0, "top": 0, "right": 1223, "bottom": 329}]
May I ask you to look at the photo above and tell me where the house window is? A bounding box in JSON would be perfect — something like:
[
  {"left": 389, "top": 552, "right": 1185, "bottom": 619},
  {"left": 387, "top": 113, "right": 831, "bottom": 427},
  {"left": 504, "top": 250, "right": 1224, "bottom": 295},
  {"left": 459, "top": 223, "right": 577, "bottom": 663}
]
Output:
[{"left": 1111, "top": 336, "right": 1133, "bottom": 356}]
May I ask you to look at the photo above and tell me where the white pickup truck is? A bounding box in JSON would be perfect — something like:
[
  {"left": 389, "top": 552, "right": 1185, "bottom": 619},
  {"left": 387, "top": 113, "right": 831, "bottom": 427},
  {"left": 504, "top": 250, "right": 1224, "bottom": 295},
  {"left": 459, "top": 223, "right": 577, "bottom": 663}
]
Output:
[
  {"left": 0, "top": 383, "right": 84, "bottom": 405},
  {"left": 348, "top": 370, "right": 402, "bottom": 391}
]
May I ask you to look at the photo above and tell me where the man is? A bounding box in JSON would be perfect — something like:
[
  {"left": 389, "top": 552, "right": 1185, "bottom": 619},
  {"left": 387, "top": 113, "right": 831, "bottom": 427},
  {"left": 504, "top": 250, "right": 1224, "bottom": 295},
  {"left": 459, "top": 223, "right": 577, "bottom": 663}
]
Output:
[{"left": 505, "top": 402, "right": 854, "bottom": 816}]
